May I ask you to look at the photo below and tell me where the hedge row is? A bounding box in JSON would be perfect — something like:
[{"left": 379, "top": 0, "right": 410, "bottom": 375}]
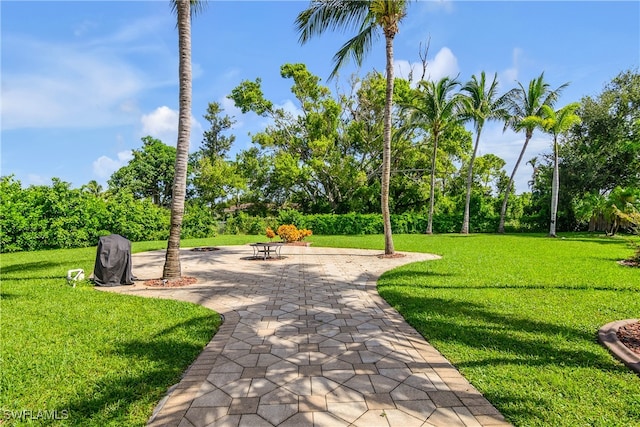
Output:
[{"left": 223, "top": 209, "right": 506, "bottom": 236}]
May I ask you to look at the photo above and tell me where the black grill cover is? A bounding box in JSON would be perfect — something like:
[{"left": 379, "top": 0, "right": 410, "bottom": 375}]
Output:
[{"left": 93, "top": 234, "right": 135, "bottom": 286}]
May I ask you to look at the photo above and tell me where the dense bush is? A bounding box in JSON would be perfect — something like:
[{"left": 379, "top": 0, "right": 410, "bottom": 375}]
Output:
[
  {"left": 222, "top": 212, "right": 278, "bottom": 235},
  {"left": 0, "top": 174, "right": 544, "bottom": 253},
  {"left": 182, "top": 203, "right": 219, "bottom": 239},
  {"left": 0, "top": 177, "right": 169, "bottom": 252}
]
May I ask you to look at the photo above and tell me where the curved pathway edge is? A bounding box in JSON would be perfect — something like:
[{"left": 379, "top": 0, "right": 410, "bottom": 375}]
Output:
[{"left": 98, "top": 245, "right": 511, "bottom": 426}]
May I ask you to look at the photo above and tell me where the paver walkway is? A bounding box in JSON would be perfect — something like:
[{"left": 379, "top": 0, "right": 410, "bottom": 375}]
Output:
[{"left": 98, "top": 245, "right": 510, "bottom": 427}]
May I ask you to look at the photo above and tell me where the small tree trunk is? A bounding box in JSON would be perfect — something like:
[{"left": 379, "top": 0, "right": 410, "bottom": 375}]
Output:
[
  {"left": 498, "top": 132, "right": 532, "bottom": 233},
  {"left": 426, "top": 133, "right": 438, "bottom": 234},
  {"left": 548, "top": 137, "right": 560, "bottom": 237},
  {"left": 461, "top": 130, "right": 482, "bottom": 234}
]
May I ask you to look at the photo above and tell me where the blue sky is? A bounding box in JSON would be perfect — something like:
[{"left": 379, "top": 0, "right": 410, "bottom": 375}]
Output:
[{"left": 2, "top": 1, "right": 639, "bottom": 194}]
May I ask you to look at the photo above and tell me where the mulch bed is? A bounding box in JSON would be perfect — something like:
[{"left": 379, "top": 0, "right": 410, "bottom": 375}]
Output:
[
  {"left": 144, "top": 277, "right": 198, "bottom": 287},
  {"left": 377, "top": 253, "right": 406, "bottom": 259},
  {"left": 617, "top": 321, "right": 640, "bottom": 356},
  {"left": 191, "top": 247, "right": 219, "bottom": 252}
]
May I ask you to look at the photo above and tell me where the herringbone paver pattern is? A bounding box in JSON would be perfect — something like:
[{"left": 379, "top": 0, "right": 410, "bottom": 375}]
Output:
[{"left": 98, "top": 245, "right": 511, "bottom": 427}]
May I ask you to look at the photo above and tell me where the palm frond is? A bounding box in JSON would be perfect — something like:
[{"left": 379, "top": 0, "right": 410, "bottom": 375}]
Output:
[
  {"left": 295, "top": 0, "right": 371, "bottom": 45},
  {"left": 329, "top": 21, "right": 377, "bottom": 79}
]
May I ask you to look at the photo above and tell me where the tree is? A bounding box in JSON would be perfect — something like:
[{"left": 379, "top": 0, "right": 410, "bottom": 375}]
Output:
[
  {"left": 108, "top": 136, "right": 176, "bottom": 207},
  {"left": 459, "top": 72, "right": 507, "bottom": 234},
  {"left": 163, "top": 0, "right": 206, "bottom": 279},
  {"left": 498, "top": 73, "right": 568, "bottom": 233},
  {"left": 81, "top": 180, "right": 104, "bottom": 198},
  {"left": 560, "top": 70, "right": 640, "bottom": 201},
  {"left": 230, "top": 64, "right": 388, "bottom": 214},
  {"left": 191, "top": 102, "right": 244, "bottom": 213},
  {"left": 537, "top": 103, "right": 581, "bottom": 237},
  {"left": 295, "top": 0, "right": 409, "bottom": 255},
  {"left": 199, "top": 101, "right": 236, "bottom": 159},
  {"left": 407, "top": 77, "right": 462, "bottom": 234}
]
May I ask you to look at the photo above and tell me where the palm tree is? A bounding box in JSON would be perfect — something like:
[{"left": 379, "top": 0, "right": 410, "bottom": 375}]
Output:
[
  {"left": 459, "top": 72, "right": 506, "bottom": 234},
  {"left": 497, "top": 73, "right": 568, "bottom": 233},
  {"left": 526, "top": 156, "right": 539, "bottom": 189},
  {"left": 163, "top": 0, "right": 206, "bottom": 279},
  {"left": 538, "top": 103, "right": 581, "bottom": 237},
  {"left": 81, "top": 180, "right": 104, "bottom": 198},
  {"left": 296, "top": 0, "right": 408, "bottom": 255},
  {"left": 408, "top": 77, "right": 462, "bottom": 234}
]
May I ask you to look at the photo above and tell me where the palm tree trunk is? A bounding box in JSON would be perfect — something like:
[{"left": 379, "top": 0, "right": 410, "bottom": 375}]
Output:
[
  {"left": 163, "top": 0, "right": 192, "bottom": 279},
  {"left": 549, "top": 137, "right": 559, "bottom": 237},
  {"left": 426, "top": 133, "right": 438, "bottom": 234},
  {"left": 461, "top": 130, "right": 482, "bottom": 234},
  {"left": 498, "top": 132, "right": 531, "bottom": 233},
  {"left": 381, "top": 33, "right": 395, "bottom": 255}
]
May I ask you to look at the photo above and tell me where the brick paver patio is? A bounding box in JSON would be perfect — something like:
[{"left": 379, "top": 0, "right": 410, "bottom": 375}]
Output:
[{"left": 99, "top": 245, "right": 510, "bottom": 427}]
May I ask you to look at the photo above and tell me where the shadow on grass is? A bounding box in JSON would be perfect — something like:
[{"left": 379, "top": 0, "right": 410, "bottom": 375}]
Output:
[
  {"left": 55, "top": 316, "right": 216, "bottom": 426},
  {"left": 382, "top": 268, "right": 638, "bottom": 292},
  {"left": 379, "top": 289, "right": 626, "bottom": 373},
  {"left": 0, "top": 291, "right": 18, "bottom": 300},
  {"left": 0, "top": 260, "right": 65, "bottom": 277}
]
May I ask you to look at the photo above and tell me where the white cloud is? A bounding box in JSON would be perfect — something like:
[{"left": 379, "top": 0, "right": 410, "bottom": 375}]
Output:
[
  {"left": 140, "top": 106, "right": 203, "bottom": 147},
  {"left": 92, "top": 150, "right": 133, "bottom": 179},
  {"left": 426, "top": 47, "right": 460, "bottom": 81},
  {"left": 395, "top": 47, "right": 460, "bottom": 85},
  {"left": 394, "top": 59, "right": 424, "bottom": 85},
  {"left": 500, "top": 48, "right": 523, "bottom": 88},
  {"left": 1, "top": 37, "right": 145, "bottom": 130},
  {"left": 1, "top": 13, "right": 174, "bottom": 131}
]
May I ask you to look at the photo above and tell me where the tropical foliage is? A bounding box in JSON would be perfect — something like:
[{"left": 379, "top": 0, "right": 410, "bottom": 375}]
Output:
[{"left": 2, "top": 67, "right": 638, "bottom": 252}]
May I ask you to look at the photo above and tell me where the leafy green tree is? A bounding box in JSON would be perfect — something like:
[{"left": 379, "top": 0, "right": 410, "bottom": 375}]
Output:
[
  {"left": 230, "top": 64, "right": 374, "bottom": 214},
  {"left": 191, "top": 101, "right": 244, "bottom": 213},
  {"left": 194, "top": 156, "right": 245, "bottom": 212},
  {"left": 407, "top": 77, "right": 463, "bottom": 234},
  {"left": 560, "top": 70, "right": 640, "bottom": 202},
  {"left": 108, "top": 136, "right": 176, "bottom": 207},
  {"left": 537, "top": 103, "right": 581, "bottom": 237},
  {"left": 498, "top": 73, "right": 568, "bottom": 233},
  {"left": 199, "top": 101, "right": 235, "bottom": 158},
  {"left": 164, "top": 0, "right": 206, "bottom": 279},
  {"left": 295, "top": 0, "right": 409, "bottom": 255},
  {"left": 459, "top": 72, "right": 507, "bottom": 234},
  {"left": 474, "top": 154, "right": 508, "bottom": 196}
]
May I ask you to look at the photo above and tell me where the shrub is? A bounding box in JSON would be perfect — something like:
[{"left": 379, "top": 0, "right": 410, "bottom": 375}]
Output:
[
  {"left": 276, "top": 224, "right": 312, "bottom": 243},
  {"left": 265, "top": 227, "right": 276, "bottom": 240}
]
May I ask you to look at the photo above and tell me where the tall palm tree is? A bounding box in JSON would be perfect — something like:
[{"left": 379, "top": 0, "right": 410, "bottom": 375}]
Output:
[
  {"left": 296, "top": 0, "right": 408, "bottom": 255},
  {"left": 497, "top": 73, "right": 568, "bottom": 233},
  {"left": 459, "top": 72, "right": 506, "bottom": 234},
  {"left": 408, "top": 77, "right": 462, "bottom": 234},
  {"left": 538, "top": 102, "right": 581, "bottom": 237},
  {"left": 163, "top": 0, "right": 206, "bottom": 279}
]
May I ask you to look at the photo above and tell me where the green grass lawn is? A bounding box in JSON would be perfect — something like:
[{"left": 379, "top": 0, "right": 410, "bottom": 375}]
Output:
[
  {"left": 312, "top": 233, "right": 640, "bottom": 426},
  {"left": 1, "top": 233, "right": 639, "bottom": 426},
  {"left": 0, "top": 238, "right": 256, "bottom": 426}
]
